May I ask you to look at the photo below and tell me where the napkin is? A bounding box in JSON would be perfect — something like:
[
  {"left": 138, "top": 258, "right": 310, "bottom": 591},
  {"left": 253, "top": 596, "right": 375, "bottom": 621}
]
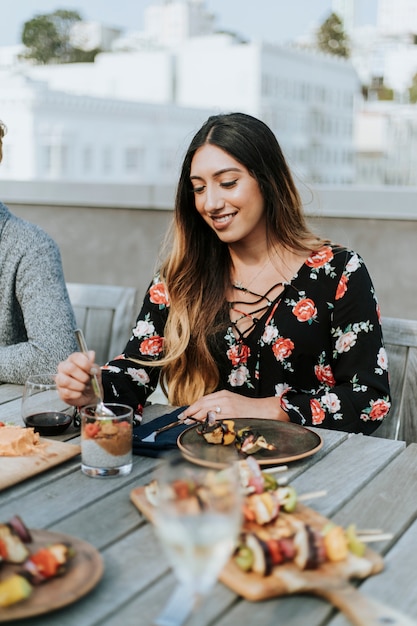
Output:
[{"left": 132, "top": 406, "right": 190, "bottom": 457}]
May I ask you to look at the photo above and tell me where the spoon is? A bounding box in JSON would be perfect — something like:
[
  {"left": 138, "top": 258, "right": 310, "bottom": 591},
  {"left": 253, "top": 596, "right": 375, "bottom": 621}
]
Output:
[{"left": 74, "top": 328, "right": 115, "bottom": 417}]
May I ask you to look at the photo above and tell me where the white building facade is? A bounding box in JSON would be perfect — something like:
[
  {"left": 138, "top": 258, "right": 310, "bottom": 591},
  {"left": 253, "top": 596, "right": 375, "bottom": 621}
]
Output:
[
  {"left": 0, "top": 70, "right": 213, "bottom": 183},
  {"left": 377, "top": 0, "right": 417, "bottom": 36},
  {"left": 1, "top": 0, "right": 359, "bottom": 185},
  {"left": 337, "top": 0, "right": 417, "bottom": 186},
  {"left": 144, "top": 0, "right": 215, "bottom": 47},
  {"left": 175, "top": 36, "right": 358, "bottom": 183},
  {"left": 347, "top": 0, "right": 417, "bottom": 95},
  {"left": 355, "top": 102, "right": 417, "bottom": 186}
]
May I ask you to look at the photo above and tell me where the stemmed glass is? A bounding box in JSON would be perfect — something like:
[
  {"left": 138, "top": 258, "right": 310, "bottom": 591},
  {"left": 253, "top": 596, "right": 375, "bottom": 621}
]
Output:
[
  {"left": 21, "top": 374, "right": 73, "bottom": 435},
  {"left": 152, "top": 451, "right": 242, "bottom": 626}
]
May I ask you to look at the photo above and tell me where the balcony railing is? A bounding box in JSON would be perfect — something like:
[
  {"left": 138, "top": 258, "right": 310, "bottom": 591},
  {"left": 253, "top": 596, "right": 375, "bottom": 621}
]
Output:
[{"left": 3, "top": 181, "right": 417, "bottom": 320}]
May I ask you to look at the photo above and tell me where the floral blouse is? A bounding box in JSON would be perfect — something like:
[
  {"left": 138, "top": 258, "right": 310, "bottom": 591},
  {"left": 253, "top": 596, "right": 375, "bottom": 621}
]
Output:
[{"left": 102, "top": 244, "right": 391, "bottom": 434}]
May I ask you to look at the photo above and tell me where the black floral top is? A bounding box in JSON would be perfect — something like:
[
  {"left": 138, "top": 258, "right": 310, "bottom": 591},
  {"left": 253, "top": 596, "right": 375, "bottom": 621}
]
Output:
[{"left": 102, "top": 244, "right": 391, "bottom": 434}]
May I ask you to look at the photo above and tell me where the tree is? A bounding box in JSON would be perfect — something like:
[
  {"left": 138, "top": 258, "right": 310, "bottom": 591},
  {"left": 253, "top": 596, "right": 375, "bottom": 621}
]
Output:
[
  {"left": 21, "top": 15, "right": 62, "bottom": 64},
  {"left": 21, "top": 10, "right": 100, "bottom": 64},
  {"left": 49, "top": 10, "right": 83, "bottom": 62},
  {"left": 316, "top": 12, "right": 350, "bottom": 58}
]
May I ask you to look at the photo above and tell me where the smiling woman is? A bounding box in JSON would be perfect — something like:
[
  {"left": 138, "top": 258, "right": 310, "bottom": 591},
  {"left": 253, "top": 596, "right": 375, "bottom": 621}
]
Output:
[{"left": 56, "top": 112, "right": 391, "bottom": 436}]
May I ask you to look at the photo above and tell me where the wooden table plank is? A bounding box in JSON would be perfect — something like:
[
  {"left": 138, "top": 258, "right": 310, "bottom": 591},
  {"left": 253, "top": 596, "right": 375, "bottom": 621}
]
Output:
[
  {"left": 49, "top": 463, "right": 159, "bottom": 547},
  {"left": 0, "top": 455, "right": 158, "bottom": 531},
  {"left": 101, "top": 575, "right": 180, "bottom": 626},
  {"left": 0, "top": 395, "right": 25, "bottom": 423},
  {"left": 0, "top": 383, "right": 25, "bottom": 404},
  {"left": 100, "top": 573, "right": 238, "bottom": 626},
  {"left": 290, "top": 434, "right": 405, "bottom": 519},
  {"left": 331, "top": 443, "right": 417, "bottom": 554},
  {"left": 278, "top": 428, "right": 349, "bottom": 483}
]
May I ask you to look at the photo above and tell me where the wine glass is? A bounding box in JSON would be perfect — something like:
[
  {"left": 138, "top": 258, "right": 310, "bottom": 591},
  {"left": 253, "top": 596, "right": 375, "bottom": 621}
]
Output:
[
  {"left": 21, "top": 374, "right": 73, "bottom": 436},
  {"left": 152, "top": 451, "right": 242, "bottom": 624}
]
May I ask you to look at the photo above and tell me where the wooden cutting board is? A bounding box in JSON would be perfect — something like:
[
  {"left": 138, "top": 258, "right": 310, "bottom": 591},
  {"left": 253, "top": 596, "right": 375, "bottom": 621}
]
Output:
[
  {"left": 131, "top": 486, "right": 415, "bottom": 626},
  {"left": 0, "top": 439, "right": 80, "bottom": 491}
]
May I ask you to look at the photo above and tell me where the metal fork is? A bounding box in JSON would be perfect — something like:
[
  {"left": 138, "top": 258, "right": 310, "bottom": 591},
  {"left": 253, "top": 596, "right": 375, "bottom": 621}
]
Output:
[{"left": 74, "top": 328, "right": 115, "bottom": 417}]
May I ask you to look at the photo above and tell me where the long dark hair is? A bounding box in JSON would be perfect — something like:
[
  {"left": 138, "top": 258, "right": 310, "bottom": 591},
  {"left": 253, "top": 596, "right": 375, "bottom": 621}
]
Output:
[{"left": 158, "top": 113, "right": 323, "bottom": 404}]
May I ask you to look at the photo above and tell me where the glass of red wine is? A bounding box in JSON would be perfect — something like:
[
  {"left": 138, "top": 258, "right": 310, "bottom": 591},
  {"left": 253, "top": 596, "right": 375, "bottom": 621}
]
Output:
[{"left": 21, "top": 374, "right": 73, "bottom": 436}]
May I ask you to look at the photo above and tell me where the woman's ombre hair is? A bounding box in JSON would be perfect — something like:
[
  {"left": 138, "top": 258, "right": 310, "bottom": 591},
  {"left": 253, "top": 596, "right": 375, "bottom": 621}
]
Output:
[{"left": 151, "top": 113, "right": 324, "bottom": 405}]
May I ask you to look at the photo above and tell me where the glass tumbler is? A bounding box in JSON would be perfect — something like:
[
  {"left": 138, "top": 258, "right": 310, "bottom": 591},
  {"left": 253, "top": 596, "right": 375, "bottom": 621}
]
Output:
[{"left": 80, "top": 403, "right": 133, "bottom": 477}]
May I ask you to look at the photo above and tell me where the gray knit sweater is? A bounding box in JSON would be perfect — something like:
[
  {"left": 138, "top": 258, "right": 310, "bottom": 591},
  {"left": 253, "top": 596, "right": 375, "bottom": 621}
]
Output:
[{"left": 0, "top": 202, "right": 77, "bottom": 384}]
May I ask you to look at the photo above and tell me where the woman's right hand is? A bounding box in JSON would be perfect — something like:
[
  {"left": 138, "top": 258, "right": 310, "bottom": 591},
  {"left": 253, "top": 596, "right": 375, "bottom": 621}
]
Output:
[{"left": 55, "top": 351, "right": 101, "bottom": 407}]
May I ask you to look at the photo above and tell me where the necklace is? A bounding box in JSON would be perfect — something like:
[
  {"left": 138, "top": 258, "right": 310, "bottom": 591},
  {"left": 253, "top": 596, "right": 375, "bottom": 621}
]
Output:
[{"left": 232, "top": 257, "right": 271, "bottom": 291}]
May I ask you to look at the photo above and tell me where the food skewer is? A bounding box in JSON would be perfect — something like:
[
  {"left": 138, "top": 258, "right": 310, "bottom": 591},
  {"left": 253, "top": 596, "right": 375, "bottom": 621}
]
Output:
[
  {"left": 356, "top": 532, "right": 393, "bottom": 543},
  {"left": 298, "top": 490, "right": 328, "bottom": 501},
  {"left": 262, "top": 465, "right": 289, "bottom": 474}
]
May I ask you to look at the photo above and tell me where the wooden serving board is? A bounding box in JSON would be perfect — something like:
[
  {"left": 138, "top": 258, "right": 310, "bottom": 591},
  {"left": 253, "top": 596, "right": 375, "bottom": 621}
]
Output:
[
  {"left": 130, "top": 486, "right": 415, "bottom": 626},
  {"left": 0, "top": 440, "right": 80, "bottom": 491}
]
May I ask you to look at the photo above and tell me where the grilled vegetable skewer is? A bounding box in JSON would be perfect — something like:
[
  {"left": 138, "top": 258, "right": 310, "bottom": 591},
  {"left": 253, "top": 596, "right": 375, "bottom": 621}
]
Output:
[
  {"left": 0, "top": 513, "right": 75, "bottom": 609},
  {"left": 0, "top": 575, "right": 32, "bottom": 608},
  {"left": 0, "top": 516, "right": 32, "bottom": 564}
]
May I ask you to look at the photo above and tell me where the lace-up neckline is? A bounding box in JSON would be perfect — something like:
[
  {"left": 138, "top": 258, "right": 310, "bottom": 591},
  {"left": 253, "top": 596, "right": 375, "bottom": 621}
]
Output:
[{"left": 228, "top": 281, "right": 285, "bottom": 340}]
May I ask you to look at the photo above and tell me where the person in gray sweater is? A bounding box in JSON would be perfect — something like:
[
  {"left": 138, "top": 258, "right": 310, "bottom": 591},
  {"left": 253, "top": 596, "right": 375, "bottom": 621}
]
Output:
[{"left": 0, "top": 121, "right": 77, "bottom": 383}]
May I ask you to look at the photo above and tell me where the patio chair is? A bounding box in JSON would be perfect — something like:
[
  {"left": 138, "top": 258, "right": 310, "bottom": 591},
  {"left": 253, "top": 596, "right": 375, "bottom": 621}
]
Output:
[
  {"left": 374, "top": 316, "right": 417, "bottom": 444},
  {"left": 67, "top": 283, "right": 138, "bottom": 365}
]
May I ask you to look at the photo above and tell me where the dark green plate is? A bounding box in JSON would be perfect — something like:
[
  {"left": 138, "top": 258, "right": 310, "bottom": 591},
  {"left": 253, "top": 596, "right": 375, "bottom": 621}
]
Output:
[{"left": 177, "top": 418, "right": 322, "bottom": 469}]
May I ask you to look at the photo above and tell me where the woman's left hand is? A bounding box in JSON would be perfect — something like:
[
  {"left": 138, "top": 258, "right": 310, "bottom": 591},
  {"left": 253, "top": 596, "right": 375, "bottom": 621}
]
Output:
[{"left": 181, "top": 390, "right": 290, "bottom": 422}]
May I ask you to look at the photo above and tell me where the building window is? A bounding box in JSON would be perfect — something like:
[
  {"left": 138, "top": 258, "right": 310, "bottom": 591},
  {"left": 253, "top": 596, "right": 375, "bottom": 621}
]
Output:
[
  {"left": 42, "top": 145, "right": 52, "bottom": 174},
  {"left": 82, "top": 146, "right": 93, "bottom": 172},
  {"left": 125, "top": 147, "right": 144, "bottom": 173},
  {"left": 60, "top": 146, "right": 68, "bottom": 174},
  {"left": 261, "top": 74, "right": 271, "bottom": 97},
  {"left": 1, "top": 144, "right": 11, "bottom": 171},
  {"left": 102, "top": 146, "right": 112, "bottom": 173},
  {"left": 41, "top": 144, "right": 68, "bottom": 176},
  {"left": 160, "top": 148, "right": 175, "bottom": 174}
]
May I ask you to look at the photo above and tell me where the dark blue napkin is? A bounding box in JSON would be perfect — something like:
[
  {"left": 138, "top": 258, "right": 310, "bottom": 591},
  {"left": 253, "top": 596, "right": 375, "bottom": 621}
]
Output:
[{"left": 132, "top": 406, "right": 190, "bottom": 457}]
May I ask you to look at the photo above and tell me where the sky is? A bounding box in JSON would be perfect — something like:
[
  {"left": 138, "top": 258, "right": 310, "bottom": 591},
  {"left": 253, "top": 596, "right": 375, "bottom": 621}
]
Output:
[{"left": 1, "top": 0, "right": 378, "bottom": 48}]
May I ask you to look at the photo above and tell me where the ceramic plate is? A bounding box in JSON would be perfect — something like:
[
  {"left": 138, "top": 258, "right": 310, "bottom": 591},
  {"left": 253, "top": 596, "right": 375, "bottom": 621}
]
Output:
[
  {"left": 177, "top": 418, "right": 323, "bottom": 469},
  {"left": 0, "top": 529, "right": 103, "bottom": 621}
]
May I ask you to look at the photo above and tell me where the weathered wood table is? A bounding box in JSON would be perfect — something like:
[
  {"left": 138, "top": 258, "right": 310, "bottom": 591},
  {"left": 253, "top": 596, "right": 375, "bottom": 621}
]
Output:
[{"left": 1, "top": 383, "right": 417, "bottom": 625}]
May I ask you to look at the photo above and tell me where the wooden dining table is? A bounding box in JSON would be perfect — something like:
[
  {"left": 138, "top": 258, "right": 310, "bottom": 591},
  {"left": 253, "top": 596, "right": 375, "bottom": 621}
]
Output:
[{"left": 1, "top": 381, "right": 417, "bottom": 626}]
